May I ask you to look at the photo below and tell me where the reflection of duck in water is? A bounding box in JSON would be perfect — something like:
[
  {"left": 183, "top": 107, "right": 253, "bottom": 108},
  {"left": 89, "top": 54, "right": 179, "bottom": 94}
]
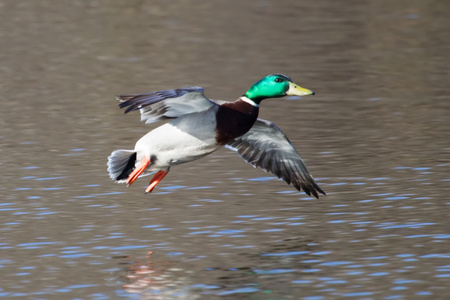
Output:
[
  {"left": 120, "top": 252, "right": 198, "bottom": 300},
  {"left": 108, "top": 74, "right": 325, "bottom": 198}
]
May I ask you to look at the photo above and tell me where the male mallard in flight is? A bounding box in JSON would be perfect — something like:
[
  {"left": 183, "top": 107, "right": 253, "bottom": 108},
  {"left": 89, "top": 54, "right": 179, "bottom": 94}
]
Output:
[{"left": 107, "top": 74, "right": 325, "bottom": 198}]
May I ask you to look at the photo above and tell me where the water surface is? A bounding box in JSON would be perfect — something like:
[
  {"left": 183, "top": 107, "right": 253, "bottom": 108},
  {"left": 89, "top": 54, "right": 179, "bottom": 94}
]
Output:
[{"left": 1, "top": 1, "right": 449, "bottom": 299}]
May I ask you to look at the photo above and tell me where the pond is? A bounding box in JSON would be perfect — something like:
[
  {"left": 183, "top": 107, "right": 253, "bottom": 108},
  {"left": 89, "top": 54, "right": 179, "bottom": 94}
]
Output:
[{"left": 1, "top": 1, "right": 449, "bottom": 299}]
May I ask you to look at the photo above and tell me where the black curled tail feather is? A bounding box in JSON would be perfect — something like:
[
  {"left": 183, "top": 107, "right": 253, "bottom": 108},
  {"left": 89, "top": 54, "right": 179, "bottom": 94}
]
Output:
[{"left": 107, "top": 150, "right": 137, "bottom": 182}]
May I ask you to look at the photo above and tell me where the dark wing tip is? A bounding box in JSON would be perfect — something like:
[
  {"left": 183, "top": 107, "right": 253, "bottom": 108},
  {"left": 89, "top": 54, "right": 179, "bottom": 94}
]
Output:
[
  {"left": 116, "top": 94, "right": 146, "bottom": 113},
  {"left": 116, "top": 95, "right": 134, "bottom": 102},
  {"left": 303, "top": 179, "right": 326, "bottom": 199},
  {"left": 316, "top": 184, "right": 326, "bottom": 196}
]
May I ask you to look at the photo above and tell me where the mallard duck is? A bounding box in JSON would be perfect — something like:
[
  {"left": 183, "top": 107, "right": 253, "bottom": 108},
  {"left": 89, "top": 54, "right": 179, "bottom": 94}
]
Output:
[{"left": 107, "top": 74, "right": 325, "bottom": 198}]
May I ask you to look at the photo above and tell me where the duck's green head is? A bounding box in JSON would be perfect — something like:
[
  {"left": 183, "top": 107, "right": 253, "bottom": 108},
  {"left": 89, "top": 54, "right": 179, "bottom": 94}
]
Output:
[{"left": 244, "top": 74, "right": 314, "bottom": 105}]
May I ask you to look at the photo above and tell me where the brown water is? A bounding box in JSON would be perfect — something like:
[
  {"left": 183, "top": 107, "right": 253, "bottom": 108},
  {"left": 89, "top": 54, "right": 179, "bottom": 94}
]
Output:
[{"left": 1, "top": 1, "right": 449, "bottom": 299}]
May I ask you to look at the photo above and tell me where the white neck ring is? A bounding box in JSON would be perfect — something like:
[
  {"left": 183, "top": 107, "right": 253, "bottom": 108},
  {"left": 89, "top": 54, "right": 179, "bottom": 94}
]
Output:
[{"left": 241, "top": 96, "right": 259, "bottom": 107}]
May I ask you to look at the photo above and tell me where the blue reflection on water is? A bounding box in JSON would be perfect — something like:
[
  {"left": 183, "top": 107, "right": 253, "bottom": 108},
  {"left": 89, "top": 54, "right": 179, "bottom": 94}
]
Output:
[
  {"left": 342, "top": 291, "right": 373, "bottom": 297},
  {"left": 417, "top": 291, "right": 433, "bottom": 295},
  {"left": 217, "top": 287, "right": 259, "bottom": 295},
  {"left": 191, "top": 284, "right": 220, "bottom": 289},
  {"left": 262, "top": 251, "right": 309, "bottom": 256},
  {"left": 186, "top": 186, "right": 213, "bottom": 190},
  {"left": 252, "top": 217, "right": 276, "bottom": 221},
  {"left": 248, "top": 176, "right": 276, "bottom": 182},
  {"left": 384, "top": 196, "right": 409, "bottom": 200},
  {"left": 189, "top": 231, "right": 212, "bottom": 235},
  {"left": 302, "top": 269, "right": 322, "bottom": 273},
  {"left": 35, "top": 176, "right": 67, "bottom": 181},
  {"left": 320, "top": 261, "right": 352, "bottom": 267},
  {"left": 17, "top": 242, "right": 60, "bottom": 248},
  {"left": 375, "top": 222, "right": 435, "bottom": 229},
  {"left": 215, "top": 229, "right": 245, "bottom": 235},
  {"left": 59, "top": 253, "right": 91, "bottom": 259},
  {"left": 253, "top": 269, "right": 297, "bottom": 274},
  {"left": 292, "top": 280, "right": 313, "bottom": 284},
  {"left": 142, "top": 224, "right": 161, "bottom": 228},
  {"left": 160, "top": 185, "right": 186, "bottom": 190},
  {"left": 167, "top": 252, "right": 183, "bottom": 256},
  {"left": 420, "top": 254, "right": 450, "bottom": 258},
  {"left": 369, "top": 272, "right": 389, "bottom": 276},
  {"left": 312, "top": 251, "right": 332, "bottom": 256}
]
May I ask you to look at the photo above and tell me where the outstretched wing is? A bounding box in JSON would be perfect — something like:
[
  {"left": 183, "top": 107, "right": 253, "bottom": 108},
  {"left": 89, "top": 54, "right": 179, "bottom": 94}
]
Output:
[
  {"left": 117, "top": 86, "right": 216, "bottom": 124},
  {"left": 226, "top": 119, "right": 325, "bottom": 198}
]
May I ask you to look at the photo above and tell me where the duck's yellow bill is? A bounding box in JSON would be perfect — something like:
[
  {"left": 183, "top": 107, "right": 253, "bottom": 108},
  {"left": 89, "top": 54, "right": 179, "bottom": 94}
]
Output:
[{"left": 286, "top": 82, "right": 315, "bottom": 96}]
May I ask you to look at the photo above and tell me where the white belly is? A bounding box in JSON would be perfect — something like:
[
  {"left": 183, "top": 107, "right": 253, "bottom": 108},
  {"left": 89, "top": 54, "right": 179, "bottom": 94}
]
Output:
[{"left": 134, "top": 109, "right": 220, "bottom": 171}]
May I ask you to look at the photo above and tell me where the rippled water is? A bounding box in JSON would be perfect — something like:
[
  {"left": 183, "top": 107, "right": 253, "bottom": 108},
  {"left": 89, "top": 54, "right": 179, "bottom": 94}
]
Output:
[{"left": 1, "top": 1, "right": 449, "bottom": 299}]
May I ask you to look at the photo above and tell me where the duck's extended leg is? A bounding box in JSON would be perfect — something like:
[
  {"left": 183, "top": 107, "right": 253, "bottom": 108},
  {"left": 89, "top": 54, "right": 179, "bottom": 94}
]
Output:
[
  {"left": 126, "top": 156, "right": 150, "bottom": 187},
  {"left": 145, "top": 169, "right": 169, "bottom": 194}
]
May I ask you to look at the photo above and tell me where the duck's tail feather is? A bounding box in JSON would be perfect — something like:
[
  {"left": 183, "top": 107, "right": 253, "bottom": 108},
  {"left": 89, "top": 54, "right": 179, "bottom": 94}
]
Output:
[{"left": 107, "top": 150, "right": 137, "bottom": 182}]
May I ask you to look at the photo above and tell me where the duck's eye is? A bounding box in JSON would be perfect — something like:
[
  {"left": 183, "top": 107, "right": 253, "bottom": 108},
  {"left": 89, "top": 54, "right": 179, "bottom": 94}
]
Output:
[{"left": 274, "top": 78, "right": 283, "bottom": 83}]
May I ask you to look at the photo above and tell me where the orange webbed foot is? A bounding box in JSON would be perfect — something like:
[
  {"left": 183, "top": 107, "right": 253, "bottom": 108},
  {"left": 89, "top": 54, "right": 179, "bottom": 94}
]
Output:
[
  {"left": 126, "top": 156, "right": 150, "bottom": 186},
  {"left": 145, "top": 170, "right": 169, "bottom": 193}
]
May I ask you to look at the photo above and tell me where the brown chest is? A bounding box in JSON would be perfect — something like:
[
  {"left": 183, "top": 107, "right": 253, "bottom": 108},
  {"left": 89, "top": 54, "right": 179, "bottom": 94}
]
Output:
[{"left": 215, "top": 100, "right": 259, "bottom": 145}]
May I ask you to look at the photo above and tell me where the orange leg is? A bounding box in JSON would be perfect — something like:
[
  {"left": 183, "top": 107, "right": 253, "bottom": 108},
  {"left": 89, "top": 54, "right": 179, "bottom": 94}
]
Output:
[
  {"left": 126, "top": 156, "right": 150, "bottom": 187},
  {"left": 145, "top": 170, "right": 169, "bottom": 193}
]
